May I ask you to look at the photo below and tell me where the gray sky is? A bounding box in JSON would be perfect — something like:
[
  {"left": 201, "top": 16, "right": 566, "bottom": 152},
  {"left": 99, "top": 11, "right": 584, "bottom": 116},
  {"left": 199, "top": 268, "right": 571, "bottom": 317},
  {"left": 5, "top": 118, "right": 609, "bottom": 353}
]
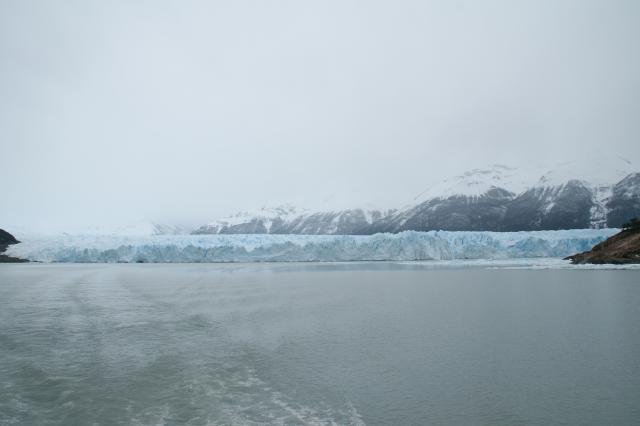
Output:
[{"left": 1, "top": 0, "right": 639, "bottom": 231}]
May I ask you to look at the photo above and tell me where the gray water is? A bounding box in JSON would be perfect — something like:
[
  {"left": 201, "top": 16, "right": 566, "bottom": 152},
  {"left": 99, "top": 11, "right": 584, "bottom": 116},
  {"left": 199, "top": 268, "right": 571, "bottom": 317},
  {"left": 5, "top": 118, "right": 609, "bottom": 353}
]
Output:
[{"left": 1, "top": 263, "right": 639, "bottom": 425}]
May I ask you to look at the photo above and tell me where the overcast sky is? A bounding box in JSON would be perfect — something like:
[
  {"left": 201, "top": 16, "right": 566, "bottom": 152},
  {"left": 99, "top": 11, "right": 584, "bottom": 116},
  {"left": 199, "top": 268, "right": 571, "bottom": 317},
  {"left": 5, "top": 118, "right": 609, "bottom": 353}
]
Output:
[{"left": 1, "top": 0, "right": 639, "bottom": 231}]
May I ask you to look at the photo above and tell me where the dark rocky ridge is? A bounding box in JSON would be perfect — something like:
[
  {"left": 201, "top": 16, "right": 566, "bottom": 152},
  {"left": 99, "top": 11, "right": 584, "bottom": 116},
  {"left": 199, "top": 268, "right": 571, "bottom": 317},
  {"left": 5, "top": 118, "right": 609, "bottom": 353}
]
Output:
[
  {"left": 606, "top": 173, "right": 640, "bottom": 227},
  {"left": 501, "top": 180, "right": 594, "bottom": 231},
  {"left": 566, "top": 219, "right": 640, "bottom": 264},
  {"left": 369, "top": 187, "right": 515, "bottom": 233},
  {"left": 0, "top": 229, "right": 28, "bottom": 263}
]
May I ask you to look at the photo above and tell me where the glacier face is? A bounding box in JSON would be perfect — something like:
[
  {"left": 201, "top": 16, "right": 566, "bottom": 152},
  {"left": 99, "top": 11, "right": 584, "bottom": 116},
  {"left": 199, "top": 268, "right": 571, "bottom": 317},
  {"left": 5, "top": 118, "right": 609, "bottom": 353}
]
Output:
[{"left": 6, "top": 229, "right": 618, "bottom": 263}]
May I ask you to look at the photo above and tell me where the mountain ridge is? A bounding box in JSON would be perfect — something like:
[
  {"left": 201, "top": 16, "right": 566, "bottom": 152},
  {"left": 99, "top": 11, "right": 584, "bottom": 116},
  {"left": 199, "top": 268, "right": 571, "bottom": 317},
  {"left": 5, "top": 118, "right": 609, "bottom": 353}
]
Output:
[{"left": 194, "top": 159, "right": 640, "bottom": 235}]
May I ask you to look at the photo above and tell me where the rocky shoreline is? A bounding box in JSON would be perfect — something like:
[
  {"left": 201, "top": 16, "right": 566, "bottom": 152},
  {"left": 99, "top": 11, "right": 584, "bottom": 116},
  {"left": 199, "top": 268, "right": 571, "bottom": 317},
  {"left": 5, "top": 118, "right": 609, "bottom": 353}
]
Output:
[
  {"left": 0, "top": 229, "right": 28, "bottom": 263},
  {"left": 566, "top": 219, "right": 640, "bottom": 264}
]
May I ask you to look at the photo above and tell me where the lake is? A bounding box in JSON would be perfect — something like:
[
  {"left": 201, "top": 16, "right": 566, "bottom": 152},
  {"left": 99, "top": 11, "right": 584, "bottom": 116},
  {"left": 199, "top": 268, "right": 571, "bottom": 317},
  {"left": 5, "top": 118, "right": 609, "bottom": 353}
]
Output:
[{"left": 1, "top": 262, "right": 639, "bottom": 425}]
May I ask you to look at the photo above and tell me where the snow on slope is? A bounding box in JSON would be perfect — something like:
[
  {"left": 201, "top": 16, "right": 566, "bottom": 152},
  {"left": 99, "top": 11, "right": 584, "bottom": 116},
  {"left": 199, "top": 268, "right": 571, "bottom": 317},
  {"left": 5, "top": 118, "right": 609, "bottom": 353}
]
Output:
[
  {"left": 413, "top": 156, "right": 635, "bottom": 203},
  {"left": 534, "top": 156, "right": 635, "bottom": 228},
  {"left": 413, "top": 165, "right": 531, "bottom": 202},
  {"left": 195, "top": 203, "right": 394, "bottom": 234},
  {"left": 6, "top": 229, "right": 616, "bottom": 263},
  {"left": 201, "top": 204, "right": 305, "bottom": 233},
  {"left": 535, "top": 156, "right": 634, "bottom": 188}
]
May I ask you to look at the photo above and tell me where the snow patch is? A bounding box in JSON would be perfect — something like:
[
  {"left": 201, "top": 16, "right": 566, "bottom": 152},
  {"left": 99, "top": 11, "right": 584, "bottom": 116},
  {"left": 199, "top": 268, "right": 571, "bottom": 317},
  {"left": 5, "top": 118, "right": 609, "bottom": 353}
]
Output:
[
  {"left": 413, "top": 164, "right": 529, "bottom": 201},
  {"left": 414, "top": 155, "right": 635, "bottom": 204}
]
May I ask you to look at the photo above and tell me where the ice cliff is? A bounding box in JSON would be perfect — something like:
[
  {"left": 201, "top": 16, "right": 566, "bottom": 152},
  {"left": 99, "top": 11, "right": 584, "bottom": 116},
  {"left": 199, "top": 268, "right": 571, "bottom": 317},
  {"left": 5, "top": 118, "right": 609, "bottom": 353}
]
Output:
[{"left": 5, "top": 229, "right": 617, "bottom": 263}]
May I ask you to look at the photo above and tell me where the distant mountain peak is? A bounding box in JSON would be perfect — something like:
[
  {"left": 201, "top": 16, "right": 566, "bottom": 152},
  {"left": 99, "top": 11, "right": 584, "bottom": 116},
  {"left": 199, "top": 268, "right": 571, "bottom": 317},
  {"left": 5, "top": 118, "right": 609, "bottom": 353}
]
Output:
[
  {"left": 535, "top": 155, "right": 634, "bottom": 189},
  {"left": 413, "top": 164, "right": 528, "bottom": 202}
]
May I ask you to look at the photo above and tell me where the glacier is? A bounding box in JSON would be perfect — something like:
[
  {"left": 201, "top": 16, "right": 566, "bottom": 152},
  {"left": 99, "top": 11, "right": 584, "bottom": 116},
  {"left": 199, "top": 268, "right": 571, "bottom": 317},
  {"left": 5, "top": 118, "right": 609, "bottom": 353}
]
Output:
[{"left": 5, "top": 229, "right": 618, "bottom": 263}]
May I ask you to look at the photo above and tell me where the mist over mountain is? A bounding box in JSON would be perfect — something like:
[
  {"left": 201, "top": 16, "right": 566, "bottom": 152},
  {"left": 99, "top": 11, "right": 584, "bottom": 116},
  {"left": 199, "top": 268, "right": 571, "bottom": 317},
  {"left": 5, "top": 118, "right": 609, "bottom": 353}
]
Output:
[
  {"left": 2, "top": 1, "right": 640, "bottom": 234},
  {"left": 193, "top": 158, "right": 640, "bottom": 235}
]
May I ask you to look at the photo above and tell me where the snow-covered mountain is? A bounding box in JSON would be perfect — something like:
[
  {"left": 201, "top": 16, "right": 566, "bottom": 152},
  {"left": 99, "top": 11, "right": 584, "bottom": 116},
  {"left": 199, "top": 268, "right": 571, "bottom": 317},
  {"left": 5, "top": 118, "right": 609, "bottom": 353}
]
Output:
[
  {"left": 412, "top": 164, "right": 531, "bottom": 202},
  {"left": 193, "top": 205, "right": 396, "bottom": 235},
  {"left": 500, "top": 157, "right": 635, "bottom": 230},
  {"left": 193, "top": 157, "right": 640, "bottom": 234},
  {"left": 192, "top": 205, "right": 304, "bottom": 234},
  {"left": 607, "top": 172, "right": 640, "bottom": 227}
]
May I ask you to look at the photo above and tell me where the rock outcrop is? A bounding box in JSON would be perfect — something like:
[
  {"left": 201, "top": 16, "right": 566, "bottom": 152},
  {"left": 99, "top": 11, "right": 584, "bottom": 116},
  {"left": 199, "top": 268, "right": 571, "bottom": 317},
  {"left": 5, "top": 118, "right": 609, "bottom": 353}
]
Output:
[
  {"left": 0, "top": 229, "right": 28, "bottom": 263},
  {"left": 566, "top": 219, "right": 640, "bottom": 264}
]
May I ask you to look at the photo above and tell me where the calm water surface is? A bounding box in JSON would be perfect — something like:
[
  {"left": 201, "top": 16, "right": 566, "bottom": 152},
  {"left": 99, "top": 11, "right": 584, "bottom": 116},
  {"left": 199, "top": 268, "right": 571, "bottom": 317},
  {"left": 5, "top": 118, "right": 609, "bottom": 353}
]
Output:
[{"left": 1, "top": 263, "right": 639, "bottom": 425}]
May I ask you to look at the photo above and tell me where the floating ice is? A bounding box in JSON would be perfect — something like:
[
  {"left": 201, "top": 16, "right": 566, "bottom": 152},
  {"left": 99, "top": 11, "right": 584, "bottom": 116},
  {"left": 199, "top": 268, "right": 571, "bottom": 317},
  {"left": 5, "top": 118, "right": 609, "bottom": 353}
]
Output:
[{"left": 5, "top": 229, "right": 618, "bottom": 263}]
